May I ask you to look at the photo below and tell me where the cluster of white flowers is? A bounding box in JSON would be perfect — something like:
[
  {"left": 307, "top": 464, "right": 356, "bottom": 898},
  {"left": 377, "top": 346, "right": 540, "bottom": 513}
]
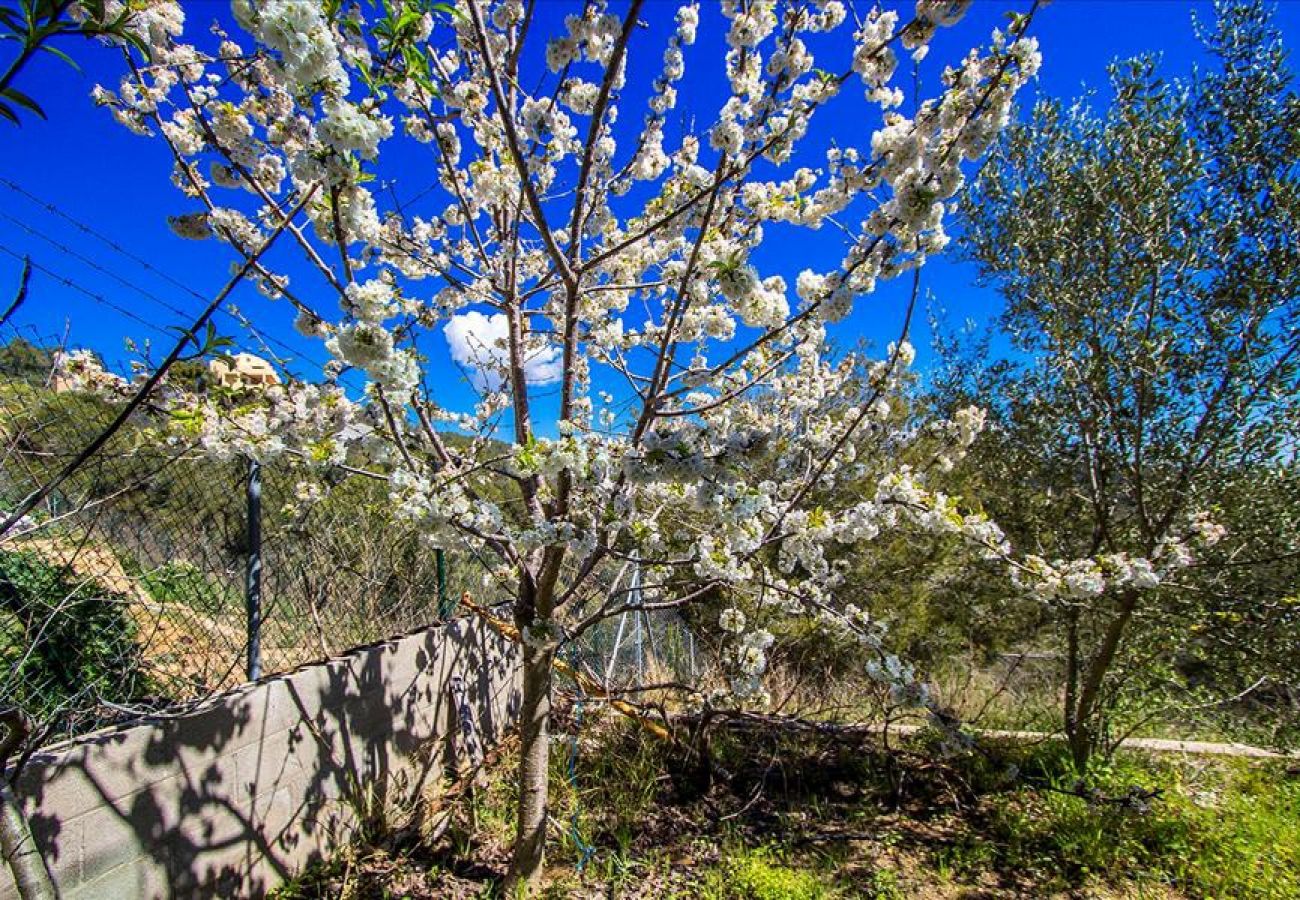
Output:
[
  {"left": 811, "top": 602, "right": 932, "bottom": 711},
  {"left": 520, "top": 97, "right": 579, "bottom": 156},
  {"left": 182, "top": 380, "right": 363, "bottom": 464},
  {"left": 545, "top": 8, "right": 623, "bottom": 72},
  {"left": 1015, "top": 514, "right": 1225, "bottom": 604},
  {"left": 712, "top": 605, "right": 776, "bottom": 706},
  {"left": 280, "top": 478, "right": 325, "bottom": 517},
  {"left": 719, "top": 607, "right": 746, "bottom": 633},
  {"left": 1189, "top": 511, "right": 1228, "bottom": 546},
  {"left": 560, "top": 79, "right": 601, "bottom": 116},
  {"left": 209, "top": 208, "right": 263, "bottom": 251},
  {"left": 734, "top": 629, "right": 774, "bottom": 676},
  {"left": 231, "top": 0, "right": 349, "bottom": 94},
  {"left": 342, "top": 278, "right": 397, "bottom": 323},
  {"left": 620, "top": 3, "right": 698, "bottom": 189},
  {"left": 853, "top": 9, "right": 902, "bottom": 107},
  {"left": 326, "top": 321, "right": 420, "bottom": 392},
  {"left": 319, "top": 99, "right": 393, "bottom": 160},
  {"left": 711, "top": 257, "right": 789, "bottom": 329}
]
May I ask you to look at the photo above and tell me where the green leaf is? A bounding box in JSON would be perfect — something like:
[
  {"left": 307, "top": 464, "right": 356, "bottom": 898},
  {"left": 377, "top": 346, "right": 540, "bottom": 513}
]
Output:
[
  {"left": 433, "top": 2, "right": 464, "bottom": 23},
  {"left": 395, "top": 9, "right": 419, "bottom": 33},
  {"left": 36, "top": 41, "right": 79, "bottom": 70},
  {"left": 165, "top": 324, "right": 202, "bottom": 354},
  {"left": 1, "top": 87, "right": 44, "bottom": 119}
]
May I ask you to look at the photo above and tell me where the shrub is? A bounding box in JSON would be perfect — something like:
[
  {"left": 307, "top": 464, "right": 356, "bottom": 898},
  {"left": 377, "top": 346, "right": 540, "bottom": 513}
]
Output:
[{"left": 0, "top": 550, "right": 148, "bottom": 725}]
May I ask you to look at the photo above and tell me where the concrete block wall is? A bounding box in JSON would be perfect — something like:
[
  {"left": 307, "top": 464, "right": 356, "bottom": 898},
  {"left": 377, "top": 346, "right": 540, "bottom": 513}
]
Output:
[{"left": 1, "top": 617, "right": 521, "bottom": 899}]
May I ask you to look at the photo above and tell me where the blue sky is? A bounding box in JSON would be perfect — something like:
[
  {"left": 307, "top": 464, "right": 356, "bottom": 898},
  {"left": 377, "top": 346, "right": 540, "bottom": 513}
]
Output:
[{"left": 1, "top": 0, "right": 1298, "bottom": 430}]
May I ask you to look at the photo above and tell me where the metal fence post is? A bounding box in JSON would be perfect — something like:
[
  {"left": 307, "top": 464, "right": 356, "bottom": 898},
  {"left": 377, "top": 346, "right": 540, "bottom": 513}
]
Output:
[
  {"left": 435, "top": 548, "right": 451, "bottom": 619},
  {"left": 245, "top": 456, "right": 262, "bottom": 681},
  {"left": 629, "top": 557, "right": 644, "bottom": 682}
]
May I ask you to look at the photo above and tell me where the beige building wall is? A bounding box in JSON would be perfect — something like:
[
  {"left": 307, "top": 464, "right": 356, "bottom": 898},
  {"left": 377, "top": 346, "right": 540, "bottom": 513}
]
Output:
[{"left": 208, "top": 353, "right": 281, "bottom": 389}]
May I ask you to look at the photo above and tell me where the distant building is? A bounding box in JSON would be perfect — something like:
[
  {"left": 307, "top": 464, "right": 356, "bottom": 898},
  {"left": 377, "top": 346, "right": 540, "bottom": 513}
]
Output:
[
  {"left": 49, "top": 369, "right": 76, "bottom": 394},
  {"left": 208, "top": 353, "right": 280, "bottom": 389}
]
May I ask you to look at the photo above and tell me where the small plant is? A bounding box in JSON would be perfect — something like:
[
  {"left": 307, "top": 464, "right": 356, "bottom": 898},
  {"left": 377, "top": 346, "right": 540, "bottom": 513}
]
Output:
[
  {"left": 866, "top": 867, "right": 904, "bottom": 900},
  {"left": 137, "top": 560, "right": 237, "bottom": 614},
  {"left": 701, "top": 846, "right": 832, "bottom": 900}
]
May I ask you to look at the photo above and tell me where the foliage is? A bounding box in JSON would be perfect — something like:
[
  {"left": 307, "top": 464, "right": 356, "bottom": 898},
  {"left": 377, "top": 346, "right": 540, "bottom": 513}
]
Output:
[
  {"left": 700, "top": 846, "right": 832, "bottom": 900},
  {"left": 272, "top": 715, "right": 1300, "bottom": 900},
  {"left": 0, "top": 335, "right": 51, "bottom": 383},
  {"left": 0, "top": 0, "right": 151, "bottom": 124},
  {"left": 0, "top": 549, "right": 147, "bottom": 723},
  {"left": 944, "top": 746, "right": 1300, "bottom": 899},
  {"left": 945, "top": 0, "right": 1300, "bottom": 767}
]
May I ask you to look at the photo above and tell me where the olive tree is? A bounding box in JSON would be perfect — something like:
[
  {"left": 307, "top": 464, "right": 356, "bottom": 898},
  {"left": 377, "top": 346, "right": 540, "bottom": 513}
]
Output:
[{"left": 952, "top": 0, "right": 1300, "bottom": 769}]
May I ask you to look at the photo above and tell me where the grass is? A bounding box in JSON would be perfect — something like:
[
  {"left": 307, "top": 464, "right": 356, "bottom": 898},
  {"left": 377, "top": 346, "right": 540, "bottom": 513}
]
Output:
[
  {"left": 272, "top": 714, "right": 1300, "bottom": 899},
  {"left": 697, "top": 845, "right": 834, "bottom": 900},
  {"left": 968, "top": 750, "right": 1300, "bottom": 898}
]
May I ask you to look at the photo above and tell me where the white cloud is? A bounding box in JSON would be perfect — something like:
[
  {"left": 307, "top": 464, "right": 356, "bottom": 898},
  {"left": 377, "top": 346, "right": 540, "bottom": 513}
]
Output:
[{"left": 444, "top": 310, "right": 562, "bottom": 391}]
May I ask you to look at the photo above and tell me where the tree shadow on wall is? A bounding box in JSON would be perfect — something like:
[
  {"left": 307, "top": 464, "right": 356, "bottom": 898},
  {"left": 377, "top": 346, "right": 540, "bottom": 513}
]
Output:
[{"left": 8, "top": 617, "right": 521, "bottom": 899}]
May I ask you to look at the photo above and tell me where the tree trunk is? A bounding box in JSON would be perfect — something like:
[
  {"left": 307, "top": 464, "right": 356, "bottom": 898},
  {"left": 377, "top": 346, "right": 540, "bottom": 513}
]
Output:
[
  {"left": 0, "top": 711, "right": 54, "bottom": 900},
  {"left": 1066, "top": 590, "right": 1140, "bottom": 773},
  {"left": 1066, "top": 722, "right": 1093, "bottom": 774},
  {"left": 0, "top": 781, "right": 56, "bottom": 900},
  {"left": 504, "top": 638, "right": 555, "bottom": 894},
  {"left": 1063, "top": 613, "right": 1087, "bottom": 772}
]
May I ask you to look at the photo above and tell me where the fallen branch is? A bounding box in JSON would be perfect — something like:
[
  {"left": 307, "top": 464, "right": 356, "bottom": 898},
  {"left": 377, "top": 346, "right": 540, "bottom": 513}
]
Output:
[
  {"left": 0, "top": 710, "right": 56, "bottom": 900},
  {"left": 422, "top": 730, "right": 522, "bottom": 844}
]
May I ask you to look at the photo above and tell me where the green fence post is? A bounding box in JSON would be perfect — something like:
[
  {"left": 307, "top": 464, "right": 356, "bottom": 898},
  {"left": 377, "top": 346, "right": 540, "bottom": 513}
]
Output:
[
  {"left": 245, "top": 455, "right": 262, "bottom": 681},
  {"left": 436, "top": 548, "right": 452, "bottom": 619}
]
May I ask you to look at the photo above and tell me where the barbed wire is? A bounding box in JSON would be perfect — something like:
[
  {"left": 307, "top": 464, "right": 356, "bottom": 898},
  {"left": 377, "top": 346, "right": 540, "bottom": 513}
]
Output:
[
  {"left": 0, "top": 209, "right": 288, "bottom": 373},
  {"left": 0, "top": 175, "right": 335, "bottom": 373},
  {"left": 0, "top": 316, "right": 695, "bottom": 762},
  {"left": 0, "top": 209, "right": 198, "bottom": 321},
  {"left": 0, "top": 244, "right": 175, "bottom": 339}
]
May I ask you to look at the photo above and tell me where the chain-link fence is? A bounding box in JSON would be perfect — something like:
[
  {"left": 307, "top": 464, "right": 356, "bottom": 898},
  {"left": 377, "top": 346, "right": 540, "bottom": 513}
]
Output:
[
  {"left": 0, "top": 327, "right": 494, "bottom": 752},
  {"left": 0, "top": 323, "right": 702, "bottom": 760},
  {"left": 564, "top": 563, "right": 699, "bottom": 693}
]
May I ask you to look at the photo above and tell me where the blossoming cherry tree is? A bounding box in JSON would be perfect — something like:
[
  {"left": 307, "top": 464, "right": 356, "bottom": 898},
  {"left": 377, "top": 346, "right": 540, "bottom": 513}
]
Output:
[{"left": 84, "top": 0, "right": 1059, "bottom": 888}]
